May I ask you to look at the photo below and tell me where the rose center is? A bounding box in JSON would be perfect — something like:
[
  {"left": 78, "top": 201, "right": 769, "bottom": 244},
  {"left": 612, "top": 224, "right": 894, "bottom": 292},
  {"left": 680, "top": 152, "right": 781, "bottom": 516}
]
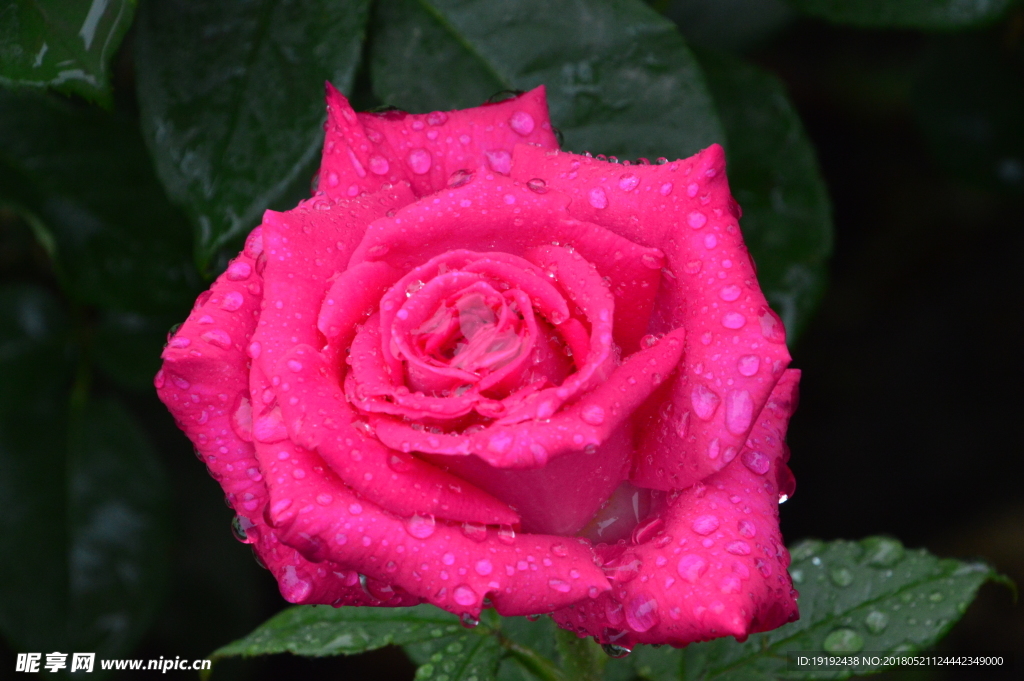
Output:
[{"left": 413, "top": 291, "right": 523, "bottom": 376}]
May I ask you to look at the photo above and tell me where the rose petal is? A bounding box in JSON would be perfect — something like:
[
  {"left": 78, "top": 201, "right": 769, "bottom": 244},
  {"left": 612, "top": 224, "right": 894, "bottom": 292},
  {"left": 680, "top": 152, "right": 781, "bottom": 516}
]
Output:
[
  {"left": 550, "top": 370, "right": 801, "bottom": 646},
  {"left": 275, "top": 344, "right": 519, "bottom": 526},
  {"left": 157, "top": 241, "right": 364, "bottom": 605},
  {"left": 510, "top": 144, "right": 791, "bottom": 489},
  {"left": 355, "top": 86, "right": 559, "bottom": 197},
  {"left": 253, "top": 435, "right": 611, "bottom": 617}
]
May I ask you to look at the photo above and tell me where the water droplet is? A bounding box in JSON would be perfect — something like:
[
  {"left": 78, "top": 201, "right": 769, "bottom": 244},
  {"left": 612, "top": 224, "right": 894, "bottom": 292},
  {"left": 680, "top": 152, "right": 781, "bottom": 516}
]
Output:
[
  {"left": 548, "top": 579, "right": 571, "bottom": 593},
  {"left": 368, "top": 154, "right": 390, "bottom": 175},
  {"left": 691, "top": 514, "right": 720, "bottom": 535},
  {"left": 509, "top": 111, "right": 535, "bottom": 135},
  {"left": 758, "top": 306, "right": 786, "bottom": 343},
  {"left": 677, "top": 554, "right": 708, "bottom": 583},
  {"left": 641, "top": 253, "right": 662, "bottom": 269},
  {"left": 526, "top": 178, "right": 548, "bottom": 193},
  {"left": 485, "top": 149, "right": 512, "bottom": 174},
  {"left": 719, "top": 285, "right": 741, "bottom": 302},
  {"left": 823, "top": 628, "right": 864, "bottom": 653},
  {"left": 580, "top": 404, "right": 606, "bottom": 425},
  {"left": 688, "top": 212, "right": 707, "bottom": 229},
  {"left": 462, "top": 522, "right": 487, "bottom": 542},
  {"left": 475, "top": 559, "right": 493, "bottom": 576},
  {"left": 625, "top": 594, "right": 659, "bottom": 632},
  {"left": 691, "top": 384, "right": 720, "bottom": 421},
  {"left": 407, "top": 148, "right": 432, "bottom": 174},
  {"left": 231, "top": 515, "right": 253, "bottom": 543},
  {"left": 497, "top": 525, "right": 516, "bottom": 544},
  {"left": 427, "top": 111, "right": 448, "bottom": 126},
  {"left": 226, "top": 261, "right": 251, "bottom": 281},
  {"left": 588, "top": 187, "right": 608, "bottom": 209},
  {"left": 726, "top": 541, "right": 752, "bottom": 556},
  {"left": 929, "top": 591, "right": 944, "bottom": 602},
  {"left": 737, "top": 355, "right": 760, "bottom": 376},
  {"left": 459, "top": 612, "right": 480, "bottom": 629},
  {"left": 406, "top": 513, "right": 436, "bottom": 539},
  {"left": 447, "top": 169, "right": 473, "bottom": 188},
  {"left": 725, "top": 390, "right": 754, "bottom": 434},
  {"left": 865, "top": 610, "right": 889, "bottom": 633},
  {"left": 601, "top": 644, "right": 631, "bottom": 658},
  {"left": 286, "top": 359, "right": 303, "bottom": 373},
  {"left": 659, "top": 182, "right": 673, "bottom": 196},
  {"left": 721, "top": 312, "right": 746, "bottom": 329},
  {"left": 201, "top": 329, "right": 232, "bottom": 349},
  {"left": 862, "top": 537, "right": 904, "bottom": 567},
  {"left": 830, "top": 567, "right": 854, "bottom": 587},
  {"left": 618, "top": 173, "right": 639, "bottom": 191},
  {"left": 221, "top": 291, "right": 245, "bottom": 311}
]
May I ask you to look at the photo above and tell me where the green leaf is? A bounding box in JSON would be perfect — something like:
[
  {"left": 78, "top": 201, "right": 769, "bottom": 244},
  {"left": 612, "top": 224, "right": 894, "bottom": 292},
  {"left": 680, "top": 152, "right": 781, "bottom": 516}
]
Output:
[
  {"left": 0, "top": 287, "right": 169, "bottom": 656},
  {"left": 913, "top": 32, "right": 1024, "bottom": 194},
  {"left": 212, "top": 604, "right": 467, "bottom": 659},
  {"left": 631, "top": 644, "right": 682, "bottom": 681},
  {"left": 0, "top": 0, "right": 136, "bottom": 105},
  {"left": 554, "top": 627, "right": 605, "bottom": 681},
  {"left": 680, "top": 537, "right": 1000, "bottom": 680},
  {"left": 786, "top": 0, "right": 1018, "bottom": 29},
  {"left": 370, "top": 0, "right": 723, "bottom": 162},
  {"left": 695, "top": 49, "right": 833, "bottom": 343},
  {"left": 0, "top": 88, "right": 200, "bottom": 313},
  {"left": 662, "top": 0, "right": 795, "bottom": 52},
  {"left": 412, "top": 633, "right": 503, "bottom": 681},
  {"left": 134, "top": 0, "right": 372, "bottom": 269}
]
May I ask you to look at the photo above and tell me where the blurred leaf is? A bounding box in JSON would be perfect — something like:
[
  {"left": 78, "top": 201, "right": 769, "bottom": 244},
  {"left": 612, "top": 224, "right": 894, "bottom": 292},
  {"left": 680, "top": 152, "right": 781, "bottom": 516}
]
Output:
[
  {"left": 411, "top": 633, "right": 503, "bottom": 681},
  {"left": 0, "top": 284, "right": 169, "bottom": 658},
  {"left": 0, "top": 88, "right": 199, "bottom": 313},
  {"left": 0, "top": 0, "right": 136, "bottom": 105},
  {"left": 554, "top": 627, "right": 605, "bottom": 681},
  {"left": 630, "top": 644, "right": 681, "bottom": 681},
  {"left": 370, "top": 0, "right": 723, "bottom": 162},
  {"left": 696, "top": 49, "right": 833, "bottom": 342},
  {"left": 786, "top": 0, "right": 1018, "bottom": 29},
  {"left": 134, "top": 0, "right": 372, "bottom": 270},
  {"left": 662, "top": 0, "right": 795, "bottom": 52},
  {"left": 914, "top": 32, "right": 1024, "bottom": 194},
  {"left": 212, "top": 604, "right": 466, "bottom": 659},
  {"left": 680, "top": 537, "right": 1000, "bottom": 680},
  {"left": 92, "top": 309, "right": 180, "bottom": 391}
]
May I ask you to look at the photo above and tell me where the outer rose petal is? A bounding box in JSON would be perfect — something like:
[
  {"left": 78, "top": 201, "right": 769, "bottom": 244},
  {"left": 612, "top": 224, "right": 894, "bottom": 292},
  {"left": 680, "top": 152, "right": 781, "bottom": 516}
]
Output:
[
  {"left": 253, "top": 435, "right": 611, "bottom": 617},
  {"left": 550, "top": 370, "right": 800, "bottom": 647},
  {"left": 156, "top": 235, "right": 370, "bottom": 606},
  {"left": 510, "top": 144, "right": 791, "bottom": 490},
  {"left": 317, "top": 85, "right": 559, "bottom": 201}
]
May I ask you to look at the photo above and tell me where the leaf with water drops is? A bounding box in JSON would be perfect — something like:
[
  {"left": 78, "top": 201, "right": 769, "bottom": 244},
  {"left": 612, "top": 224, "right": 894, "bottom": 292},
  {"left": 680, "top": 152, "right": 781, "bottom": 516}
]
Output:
[
  {"left": 786, "top": 0, "right": 1017, "bottom": 29},
  {"left": 679, "top": 536, "right": 1000, "bottom": 680},
  {"left": 134, "top": 0, "right": 372, "bottom": 270},
  {"left": 369, "top": 0, "right": 723, "bottom": 163},
  {"left": 412, "top": 632, "right": 503, "bottom": 681},
  {"left": 212, "top": 604, "right": 474, "bottom": 659},
  {"left": 0, "top": 0, "right": 136, "bottom": 105},
  {"left": 694, "top": 48, "right": 832, "bottom": 343},
  {"left": 0, "top": 292, "right": 169, "bottom": 657},
  {"left": 0, "top": 87, "right": 199, "bottom": 313}
]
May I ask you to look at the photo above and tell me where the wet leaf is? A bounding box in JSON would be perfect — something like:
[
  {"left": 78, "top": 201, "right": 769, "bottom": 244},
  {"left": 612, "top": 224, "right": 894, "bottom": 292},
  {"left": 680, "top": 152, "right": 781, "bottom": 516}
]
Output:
[
  {"left": 680, "top": 537, "right": 1000, "bottom": 680},
  {"left": 0, "top": 286, "right": 169, "bottom": 657},
  {"left": 409, "top": 632, "right": 502, "bottom": 681},
  {"left": 92, "top": 310, "right": 182, "bottom": 391},
  {"left": 787, "top": 0, "right": 1017, "bottom": 29},
  {"left": 370, "top": 0, "right": 723, "bottom": 162},
  {"left": 695, "top": 49, "right": 833, "bottom": 343},
  {"left": 0, "top": 0, "right": 136, "bottom": 105},
  {"left": 212, "top": 604, "right": 467, "bottom": 659},
  {"left": 134, "top": 0, "right": 372, "bottom": 270},
  {"left": 662, "top": 0, "right": 795, "bottom": 52},
  {"left": 0, "top": 88, "right": 199, "bottom": 313}
]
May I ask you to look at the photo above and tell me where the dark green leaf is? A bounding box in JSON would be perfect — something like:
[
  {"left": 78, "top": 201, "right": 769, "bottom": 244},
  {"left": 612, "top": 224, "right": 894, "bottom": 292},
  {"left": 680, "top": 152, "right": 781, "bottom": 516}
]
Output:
[
  {"left": 913, "top": 32, "right": 1024, "bottom": 194},
  {"left": 92, "top": 310, "right": 180, "bottom": 391},
  {"left": 412, "top": 633, "right": 503, "bottom": 681},
  {"left": 0, "top": 0, "right": 136, "bottom": 105},
  {"left": 212, "top": 604, "right": 466, "bottom": 659},
  {"left": 662, "top": 0, "right": 795, "bottom": 52},
  {"left": 786, "top": 0, "right": 1018, "bottom": 29},
  {"left": 554, "top": 627, "right": 605, "bottom": 681},
  {"left": 0, "top": 287, "right": 169, "bottom": 656},
  {"left": 680, "top": 537, "right": 999, "bottom": 680},
  {"left": 631, "top": 644, "right": 681, "bottom": 681},
  {"left": 134, "top": 0, "right": 372, "bottom": 269},
  {"left": 0, "top": 88, "right": 199, "bottom": 313},
  {"left": 370, "top": 0, "right": 723, "bottom": 162},
  {"left": 695, "top": 49, "right": 833, "bottom": 342}
]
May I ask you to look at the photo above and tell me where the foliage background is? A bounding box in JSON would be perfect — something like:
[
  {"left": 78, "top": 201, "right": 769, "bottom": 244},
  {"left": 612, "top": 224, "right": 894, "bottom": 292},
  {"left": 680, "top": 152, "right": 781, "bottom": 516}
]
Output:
[{"left": 1, "top": 0, "right": 1021, "bottom": 678}]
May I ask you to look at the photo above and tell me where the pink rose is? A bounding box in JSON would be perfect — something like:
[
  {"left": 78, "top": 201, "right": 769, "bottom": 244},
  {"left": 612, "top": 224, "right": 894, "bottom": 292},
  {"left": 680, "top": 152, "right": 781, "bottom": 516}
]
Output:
[{"left": 156, "top": 85, "right": 799, "bottom": 647}]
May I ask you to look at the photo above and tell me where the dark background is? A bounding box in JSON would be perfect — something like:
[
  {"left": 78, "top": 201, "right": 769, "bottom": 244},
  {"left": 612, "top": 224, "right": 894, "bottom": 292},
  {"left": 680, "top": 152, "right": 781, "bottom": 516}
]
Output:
[{"left": 1, "top": 4, "right": 1022, "bottom": 680}]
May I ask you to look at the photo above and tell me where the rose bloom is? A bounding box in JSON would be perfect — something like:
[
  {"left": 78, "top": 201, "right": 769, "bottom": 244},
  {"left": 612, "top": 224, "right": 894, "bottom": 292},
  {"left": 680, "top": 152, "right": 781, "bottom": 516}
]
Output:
[{"left": 157, "top": 85, "right": 799, "bottom": 648}]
